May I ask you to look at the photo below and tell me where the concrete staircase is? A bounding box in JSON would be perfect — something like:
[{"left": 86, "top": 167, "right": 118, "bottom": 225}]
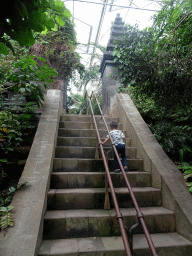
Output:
[{"left": 38, "top": 114, "right": 192, "bottom": 256}]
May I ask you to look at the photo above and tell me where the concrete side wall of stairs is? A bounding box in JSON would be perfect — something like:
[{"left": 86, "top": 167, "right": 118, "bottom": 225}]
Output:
[
  {"left": 0, "top": 90, "right": 63, "bottom": 256},
  {"left": 109, "top": 93, "right": 192, "bottom": 242}
]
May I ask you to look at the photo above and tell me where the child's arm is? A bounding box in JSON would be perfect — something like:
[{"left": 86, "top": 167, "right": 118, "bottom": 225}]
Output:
[{"left": 101, "top": 137, "right": 109, "bottom": 145}]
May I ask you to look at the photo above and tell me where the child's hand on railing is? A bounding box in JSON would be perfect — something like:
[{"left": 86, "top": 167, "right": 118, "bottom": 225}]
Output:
[{"left": 101, "top": 137, "right": 109, "bottom": 145}]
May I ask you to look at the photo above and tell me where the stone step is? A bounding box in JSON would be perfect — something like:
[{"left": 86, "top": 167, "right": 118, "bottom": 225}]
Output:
[
  {"left": 133, "top": 232, "right": 192, "bottom": 256},
  {"left": 43, "top": 207, "right": 175, "bottom": 240},
  {"left": 47, "top": 187, "right": 161, "bottom": 210},
  {"left": 59, "top": 121, "right": 123, "bottom": 130},
  {"left": 53, "top": 158, "right": 143, "bottom": 172},
  {"left": 60, "top": 115, "right": 118, "bottom": 123},
  {"left": 57, "top": 137, "right": 131, "bottom": 147},
  {"left": 38, "top": 233, "right": 192, "bottom": 256},
  {"left": 58, "top": 128, "right": 127, "bottom": 138},
  {"left": 55, "top": 146, "right": 136, "bottom": 159},
  {"left": 50, "top": 172, "right": 151, "bottom": 189}
]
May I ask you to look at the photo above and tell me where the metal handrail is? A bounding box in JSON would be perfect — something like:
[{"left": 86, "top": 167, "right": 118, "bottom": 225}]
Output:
[
  {"left": 88, "top": 95, "right": 132, "bottom": 256},
  {"left": 88, "top": 92, "right": 158, "bottom": 256}
]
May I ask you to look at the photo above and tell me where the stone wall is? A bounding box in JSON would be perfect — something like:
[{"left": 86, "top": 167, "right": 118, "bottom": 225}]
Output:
[
  {"left": 109, "top": 93, "right": 192, "bottom": 242},
  {"left": 49, "top": 79, "right": 68, "bottom": 112}
]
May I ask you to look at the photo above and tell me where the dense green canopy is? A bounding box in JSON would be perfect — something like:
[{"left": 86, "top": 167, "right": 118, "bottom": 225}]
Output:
[
  {"left": 0, "top": 0, "right": 71, "bottom": 54},
  {"left": 113, "top": 0, "right": 192, "bottom": 109}
]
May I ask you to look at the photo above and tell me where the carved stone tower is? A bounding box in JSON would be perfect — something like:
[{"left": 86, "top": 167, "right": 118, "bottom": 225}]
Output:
[{"left": 99, "top": 13, "right": 125, "bottom": 113}]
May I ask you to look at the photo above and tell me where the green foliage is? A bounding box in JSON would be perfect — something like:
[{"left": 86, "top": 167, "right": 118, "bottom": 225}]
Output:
[
  {"left": 0, "top": 164, "right": 7, "bottom": 187},
  {"left": 0, "top": 0, "right": 71, "bottom": 54},
  {"left": 90, "top": 94, "right": 102, "bottom": 116},
  {"left": 112, "top": 0, "right": 192, "bottom": 166},
  {"left": 177, "top": 147, "right": 192, "bottom": 194},
  {"left": 113, "top": 0, "right": 192, "bottom": 109},
  {"left": 67, "top": 63, "right": 102, "bottom": 115},
  {"left": 148, "top": 121, "right": 192, "bottom": 156},
  {"left": 0, "top": 205, "right": 14, "bottom": 231},
  {"left": 129, "top": 89, "right": 192, "bottom": 160},
  {"left": 72, "top": 65, "right": 101, "bottom": 92},
  {"left": 0, "top": 182, "right": 28, "bottom": 232},
  {"left": 0, "top": 94, "right": 39, "bottom": 166},
  {"left": 30, "top": 18, "right": 82, "bottom": 80},
  {"left": 67, "top": 92, "right": 102, "bottom": 115},
  {"left": 113, "top": 25, "right": 156, "bottom": 86},
  {"left": 2, "top": 55, "right": 57, "bottom": 107},
  {"left": 17, "top": 102, "right": 38, "bottom": 139},
  {"left": 67, "top": 93, "right": 88, "bottom": 115},
  {"left": 151, "top": 0, "right": 192, "bottom": 107},
  {"left": 0, "top": 110, "right": 22, "bottom": 157},
  {"left": 179, "top": 147, "right": 192, "bottom": 163},
  {"left": 178, "top": 162, "right": 192, "bottom": 194}
]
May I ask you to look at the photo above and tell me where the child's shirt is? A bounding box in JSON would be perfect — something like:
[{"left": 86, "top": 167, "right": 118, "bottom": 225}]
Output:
[{"left": 107, "top": 130, "right": 125, "bottom": 146}]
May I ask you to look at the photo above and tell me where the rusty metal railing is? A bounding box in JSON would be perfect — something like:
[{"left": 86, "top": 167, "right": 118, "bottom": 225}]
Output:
[{"left": 88, "top": 92, "right": 158, "bottom": 256}]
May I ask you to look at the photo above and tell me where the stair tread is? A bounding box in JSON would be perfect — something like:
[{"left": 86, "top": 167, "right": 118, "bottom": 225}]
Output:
[
  {"left": 58, "top": 128, "right": 127, "bottom": 131},
  {"left": 39, "top": 233, "right": 192, "bottom": 255},
  {"left": 57, "top": 136, "right": 130, "bottom": 139},
  {"left": 55, "top": 146, "right": 135, "bottom": 149},
  {"left": 60, "top": 114, "right": 114, "bottom": 117},
  {"left": 51, "top": 171, "right": 148, "bottom": 174},
  {"left": 44, "top": 206, "right": 174, "bottom": 219},
  {"left": 50, "top": 171, "right": 151, "bottom": 189},
  {"left": 53, "top": 158, "right": 143, "bottom": 172},
  {"left": 134, "top": 232, "right": 192, "bottom": 249},
  {"left": 48, "top": 186, "right": 160, "bottom": 193},
  {"left": 54, "top": 157, "right": 143, "bottom": 160},
  {"left": 59, "top": 121, "right": 123, "bottom": 124}
]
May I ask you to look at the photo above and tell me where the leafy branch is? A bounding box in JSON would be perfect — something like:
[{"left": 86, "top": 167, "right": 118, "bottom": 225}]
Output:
[
  {"left": 4, "top": 55, "right": 58, "bottom": 107},
  {"left": 0, "top": 0, "right": 72, "bottom": 55},
  {"left": 0, "top": 182, "right": 28, "bottom": 234}
]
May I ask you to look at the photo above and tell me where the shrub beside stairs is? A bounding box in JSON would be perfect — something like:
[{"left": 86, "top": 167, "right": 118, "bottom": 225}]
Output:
[{"left": 38, "top": 114, "right": 192, "bottom": 256}]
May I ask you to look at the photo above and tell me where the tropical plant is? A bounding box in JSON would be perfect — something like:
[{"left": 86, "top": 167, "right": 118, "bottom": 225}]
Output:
[
  {"left": 113, "top": 24, "right": 155, "bottom": 86},
  {"left": 0, "top": 205, "right": 14, "bottom": 233},
  {"left": 67, "top": 91, "right": 102, "bottom": 115},
  {"left": 0, "top": 182, "right": 28, "bottom": 233},
  {"left": 72, "top": 65, "right": 101, "bottom": 93},
  {"left": 0, "top": 111, "right": 22, "bottom": 159},
  {"left": 0, "top": 163, "right": 6, "bottom": 187},
  {"left": 0, "top": 93, "right": 39, "bottom": 167},
  {"left": 177, "top": 162, "right": 192, "bottom": 194},
  {"left": 131, "top": 93, "right": 192, "bottom": 160},
  {"left": 0, "top": 0, "right": 71, "bottom": 55},
  {"left": 113, "top": 0, "right": 192, "bottom": 109},
  {"left": 2, "top": 55, "right": 58, "bottom": 107},
  {"left": 67, "top": 93, "right": 88, "bottom": 115},
  {"left": 30, "top": 19, "right": 83, "bottom": 81},
  {"left": 151, "top": 0, "right": 192, "bottom": 108},
  {"left": 179, "top": 147, "right": 192, "bottom": 163}
]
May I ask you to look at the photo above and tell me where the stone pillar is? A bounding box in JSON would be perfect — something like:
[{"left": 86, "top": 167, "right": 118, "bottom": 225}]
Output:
[
  {"left": 49, "top": 79, "right": 68, "bottom": 113},
  {"left": 99, "top": 13, "right": 125, "bottom": 113}
]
